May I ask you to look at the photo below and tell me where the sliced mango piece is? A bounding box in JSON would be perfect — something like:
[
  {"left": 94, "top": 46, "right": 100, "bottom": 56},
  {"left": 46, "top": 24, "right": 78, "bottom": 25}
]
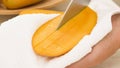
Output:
[
  {"left": 21, "top": 7, "right": 97, "bottom": 57},
  {"left": 20, "top": 9, "right": 63, "bottom": 15}
]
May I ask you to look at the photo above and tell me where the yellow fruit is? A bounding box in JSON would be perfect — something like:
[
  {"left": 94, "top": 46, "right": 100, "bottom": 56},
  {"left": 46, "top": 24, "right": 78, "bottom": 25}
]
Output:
[
  {"left": 2, "top": 0, "right": 42, "bottom": 9},
  {"left": 21, "top": 7, "right": 97, "bottom": 57},
  {"left": 20, "top": 9, "right": 63, "bottom": 15}
]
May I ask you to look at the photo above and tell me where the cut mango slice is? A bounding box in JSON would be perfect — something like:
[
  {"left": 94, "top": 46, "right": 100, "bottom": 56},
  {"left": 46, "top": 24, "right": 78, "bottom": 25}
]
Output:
[
  {"left": 21, "top": 7, "right": 97, "bottom": 57},
  {"left": 20, "top": 9, "right": 63, "bottom": 15}
]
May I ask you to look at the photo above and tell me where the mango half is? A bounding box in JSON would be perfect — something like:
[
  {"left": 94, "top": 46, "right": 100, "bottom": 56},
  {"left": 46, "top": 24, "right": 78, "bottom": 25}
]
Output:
[
  {"left": 21, "top": 7, "right": 97, "bottom": 57},
  {"left": 3, "top": 0, "right": 41, "bottom": 9}
]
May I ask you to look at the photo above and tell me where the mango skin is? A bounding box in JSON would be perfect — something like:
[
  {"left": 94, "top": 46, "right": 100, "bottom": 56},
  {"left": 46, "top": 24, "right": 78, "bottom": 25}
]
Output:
[
  {"left": 21, "top": 7, "right": 97, "bottom": 57},
  {"left": 3, "top": 0, "right": 42, "bottom": 9}
]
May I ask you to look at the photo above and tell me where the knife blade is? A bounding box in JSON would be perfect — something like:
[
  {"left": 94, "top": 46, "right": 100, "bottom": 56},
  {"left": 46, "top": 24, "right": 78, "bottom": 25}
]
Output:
[
  {"left": 113, "top": 0, "right": 120, "bottom": 6},
  {"left": 57, "top": 0, "right": 90, "bottom": 29}
]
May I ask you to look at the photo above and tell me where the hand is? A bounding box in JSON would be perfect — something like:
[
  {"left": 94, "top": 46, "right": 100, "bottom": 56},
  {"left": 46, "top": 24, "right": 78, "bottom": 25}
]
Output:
[{"left": 67, "top": 14, "right": 120, "bottom": 68}]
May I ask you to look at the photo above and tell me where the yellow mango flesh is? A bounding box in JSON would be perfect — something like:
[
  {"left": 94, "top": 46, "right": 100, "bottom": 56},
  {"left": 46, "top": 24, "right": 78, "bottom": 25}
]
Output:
[
  {"left": 21, "top": 7, "right": 97, "bottom": 57},
  {"left": 3, "top": 0, "right": 41, "bottom": 9},
  {"left": 20, "top": 9, "right": 63, "bottom": 15}
]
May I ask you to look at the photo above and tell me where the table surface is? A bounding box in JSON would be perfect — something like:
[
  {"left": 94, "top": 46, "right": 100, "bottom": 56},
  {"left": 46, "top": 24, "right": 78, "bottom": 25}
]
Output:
[{"left": 0, "top": 1, "right": 120, "bottom": 68}]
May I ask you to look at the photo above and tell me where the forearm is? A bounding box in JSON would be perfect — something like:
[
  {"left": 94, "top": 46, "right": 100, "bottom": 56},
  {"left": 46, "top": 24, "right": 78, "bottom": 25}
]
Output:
[
  {"left": 112, "top": 13, "right": 120, "bottom": 48},
  {"left": 67, "top": 14, "right": 120, "bottom": 68}
]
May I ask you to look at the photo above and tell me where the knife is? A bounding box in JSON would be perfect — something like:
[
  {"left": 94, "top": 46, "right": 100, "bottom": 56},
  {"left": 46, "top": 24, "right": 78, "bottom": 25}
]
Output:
[
  {"left": 57, "top": 0, "right": 90, "bottom": 29},
  {"left": 113, "top": 0, "right": 120, "bottom": 6}
]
